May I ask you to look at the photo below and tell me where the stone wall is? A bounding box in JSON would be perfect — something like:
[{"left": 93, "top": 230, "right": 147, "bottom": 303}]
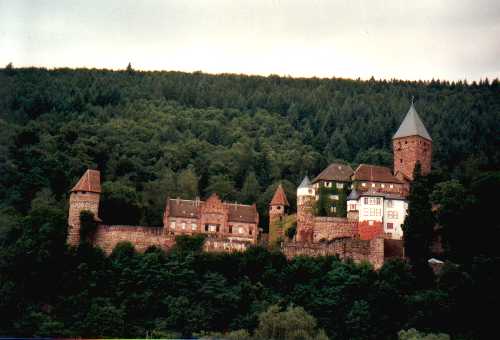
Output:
[
  {"left": 67, "top": 191, "right": 100, "bottom": 246},
  {"left": 94, "top": 225, "right": 174, "bottom": 254},
  {"left": 393, "top": 135, "right": 432, "bottom": 180},
  {"left": 313, "top": 216, "right": 357, "bottom": 242},
  {"left": 358, "top": 220, "right": 384, "bottom": 240},
  {"left": 282, "top": 237, "right": 385, "bottom": 269},
  {"left": 204, "top": 237, "right": 252, "bottom": 252}
]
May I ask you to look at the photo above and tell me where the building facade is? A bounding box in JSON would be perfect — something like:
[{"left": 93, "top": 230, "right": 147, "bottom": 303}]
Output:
[
  {"left": 285, "top": 102, "right": 432, "bottom": 267},
  {"left": 67, "top": 171, "right": 259, "bottom": 253}
]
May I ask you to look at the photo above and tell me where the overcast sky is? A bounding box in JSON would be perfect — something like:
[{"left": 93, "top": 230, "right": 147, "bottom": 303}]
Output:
[{"left": 1, "top": 0, "right": 499, "bottom": 81}]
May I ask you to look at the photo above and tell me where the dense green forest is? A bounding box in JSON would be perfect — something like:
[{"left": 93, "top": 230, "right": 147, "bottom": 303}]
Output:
[{"left": 0, "top": 66, "right": 499, "bottom": 339}]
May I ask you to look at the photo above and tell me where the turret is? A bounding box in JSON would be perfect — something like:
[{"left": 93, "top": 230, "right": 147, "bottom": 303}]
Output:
[
  {"left": 67, "top": 169, "right": 102, "bottom": 246},
  {"left": 268, "top": 184, "right": 290, "bottom": 244},
  {"left": 296, "top": 176, "right": 315, "bottom": 243},
  {"left": 393, "top": 102, "right": 432, "bottom": 181}
]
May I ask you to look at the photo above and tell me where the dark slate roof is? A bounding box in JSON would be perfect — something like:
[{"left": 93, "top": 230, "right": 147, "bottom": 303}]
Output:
[
  {"left": 347, "top": 188, "right": 360, "bottom": 200},
  {"left": 71, "top": 169, "right": 101, "bottom": 193},
  {"left": 393, "top": 103, "right": 432, "bottom": 140},
  {"left": 353, "top": 164, "right": 402, "bottom": 184},
  {"left": 167, "top": 199, "right": 200, "bottom": 218},
  {"left": 270, "top": 184, "right": 289, "bottom": 206},
  {"left": 298, "top": 176, "right": 311, "bottom": 188},
  {"left": 313, "top": 163, "right": 354, "bottom": 183},
  {"left": 226, "top": 203, "right": 258, "bottom": 223}
]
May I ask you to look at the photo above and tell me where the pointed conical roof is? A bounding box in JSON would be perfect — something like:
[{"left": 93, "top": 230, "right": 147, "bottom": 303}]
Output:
[
  {"left": 270, "top": 184, "right": 289, "bottom": 206},
  {"left": 298, "top": 176, "right": 311, "bottom": 189},
  {"left": 71, "top": 169, "right": 101, "bottom": 193},
  {"left": 347, "top": 188, "right": 360, "bottom": 201},
  {"left": 393, "top": 103, "right": 432, "bottom": 141}
]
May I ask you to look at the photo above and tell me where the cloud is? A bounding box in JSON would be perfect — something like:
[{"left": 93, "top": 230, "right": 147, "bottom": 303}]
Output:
[{"left": 0, "top": 0, "right": 498, "bottom": 80}]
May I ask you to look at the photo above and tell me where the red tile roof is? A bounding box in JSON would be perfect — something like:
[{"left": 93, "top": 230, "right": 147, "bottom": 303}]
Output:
[
  {"left": 226, "top": 203, "right": 258, "bottom": 223},
  {"left": 166, "top": 198, "right": 258, "bottom": 223},
  {"left": 353, "top": 164, "right": 402, "bottom": 184},
  {"left": 313, "top": 163, "right": 354, "bottom": 183},
  {"left": 71, "top": 169, "right": 101, "bottom": 193},
  {"left": 270, "top": 184, "right": 289, "bottom": 206}
]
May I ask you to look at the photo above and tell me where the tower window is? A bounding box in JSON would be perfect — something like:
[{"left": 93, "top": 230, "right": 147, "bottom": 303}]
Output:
[{"left": 400, "top": 159, "right": 403, "bottom": 163}]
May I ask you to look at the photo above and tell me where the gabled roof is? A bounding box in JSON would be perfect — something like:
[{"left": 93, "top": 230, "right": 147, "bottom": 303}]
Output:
[
  {"left": 313, "top": 163, "right": 354, "bottom": 183},
  {"left": 270, "top": 184, "right": 289, "bottom": 206},
  {"left": 226, "top": 203, "right": 258, "bottom": 223},
  {"left": 71, "top": 169, "right": 101, "bottom": 193},
  {"left": 353, "top": 164, "right": 402, "bottom": 184},
  {"left": 167, "top": 198, "right": 200, "bottom": 218},
  {"left": 298, "top": 176, "right": 311, "bottom": 189},
  {"left": 393, "top": 103, "right": 432, "bottom": 141}
]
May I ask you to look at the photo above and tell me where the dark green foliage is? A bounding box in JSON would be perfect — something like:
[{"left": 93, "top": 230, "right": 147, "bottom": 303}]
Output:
[
  {"left": 285, "top": 223, "right": 297, "bottom": 239},
  {"left": 0, "top": 68, "right": 499, "bottom": 339},
  {"left": 403, "top": 164, "right": 435, "bottom": 266},
  {"left": 100, "top": 181, "right": 143, "bottom": 225},
  {"left": 173, "top": 234, "right": 207, "bottom": 253},
  {"left": 79, "top": 210, "right": 98, "bottom": 243}
]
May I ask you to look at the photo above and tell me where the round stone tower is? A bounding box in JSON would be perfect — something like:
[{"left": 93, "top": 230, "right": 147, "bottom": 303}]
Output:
[
  {"left": 296, "top": 176, "right": 315, "bottom": 243},
  {"left": 268, "top": 183, "right": 289, "bottom": 243},
  {"left": 67, "top": 169, "right": 102, "bottom": 246}
]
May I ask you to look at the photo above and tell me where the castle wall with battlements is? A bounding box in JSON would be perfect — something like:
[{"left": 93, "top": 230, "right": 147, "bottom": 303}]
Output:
[
  {"left": 93, "top": 225, "right": 175, "bottom": 254},
  {"left": 312, "top": 216, "right": 358, "bottom": 242},
  {"left": 282, "top": 237, "right": 385, "bottom": 269}
]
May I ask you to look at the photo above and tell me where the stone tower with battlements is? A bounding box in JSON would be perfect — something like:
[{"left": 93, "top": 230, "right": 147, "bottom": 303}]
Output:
[
  {"left": 393, "top": 103, "right": 432, "bottom": 181},
  {"left": 269, "top": 184, "right": 289, "bottom": 243},
  {"left": 67, "top": 169, "right": 102, "bottom": 246},
  {"left": 296, "top": 176, "right": 315, "bottom": 243}
]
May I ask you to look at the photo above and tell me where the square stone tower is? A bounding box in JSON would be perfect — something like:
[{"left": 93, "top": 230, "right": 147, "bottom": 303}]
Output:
[{"left": 393, "top": 103, "right": 432, "bottom": 180}]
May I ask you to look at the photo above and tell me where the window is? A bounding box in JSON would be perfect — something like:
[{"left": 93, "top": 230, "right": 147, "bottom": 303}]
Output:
[
  {"left": 170, "top": 221, "right": 176, "bottom": 229},
  {"left": 191, "top": 223, "right": 197, "bottom": 231},
  {"left": 387, "top": 200, "right": 393, "bottom": 208},
  {"left": 400, "top": 159, "right": 403, "bottom": 163},
  {"left": 205, "top": 224, "right": 209, "bottom": 232},
  {"left": 277, "top": 206, "right": 281, "bottom": 210},
  {"left": 364, "top": 208, "right": 369, "bottom": 216},
  {"left": 390, "top": 184, "right": 394, "bottom": 189},
  {"left": 249, "top": 228, "right": 253, "bottom": 235},
  {"left": 229, "top": 225, "right": 233, "bottom": 233},
  {"left": 330, "top": 195, "right": 339, "bottom": 200},
  {"left": 369, "top": 208, "right": 380, "bottom": 216},
  {"left": 336, "top": 183, "right": 344, "bottom": 189},
  {"left": 372, "top": 183, "right": 376, "bottom": 188},
  {"left": 387, "top": 223, "right": 394, "bottom": 229},
  {"left": 376, "top": 198, "right": 381, "bottom": 205},
  {"left": 364, "top": 198, "right": 368, "bottom": 204},
  {"left": 308, "top": 189, "right": 313, "bottom": 194},
  {"left": 349, "top": 204, "right": 357, "bottom": 211},
  {"left": 362, "top": 182, "right": 367, "bottom": 187},
  {"left": 381, "top": 184, "right": 385, "bottom": 188},
  {"left": 181, "top": 222, "right": 186, "bottom": 230},
  {"left": 239, "top": 227, "right": 244, "bottom": 234},
  {"left": 387, "top": 211, "right": 399, "bottom": 219}
]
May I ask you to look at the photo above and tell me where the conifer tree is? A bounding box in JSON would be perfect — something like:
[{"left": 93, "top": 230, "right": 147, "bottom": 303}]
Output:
[{"left": 402, "top": 162, "right": 434, "bottom": 266}]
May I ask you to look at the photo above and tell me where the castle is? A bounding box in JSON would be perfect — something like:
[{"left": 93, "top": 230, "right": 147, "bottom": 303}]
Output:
[
  {"left": 67, "top": 102, "right": 431, "bottom": 268},
  {"left": 273, "top": 103, "right": 432, "bottom": 267}
]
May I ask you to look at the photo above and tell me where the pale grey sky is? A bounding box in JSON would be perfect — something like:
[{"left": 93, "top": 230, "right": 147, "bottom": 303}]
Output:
[{"left": 1, "top": 0, "right": 499, "bottom": 81}]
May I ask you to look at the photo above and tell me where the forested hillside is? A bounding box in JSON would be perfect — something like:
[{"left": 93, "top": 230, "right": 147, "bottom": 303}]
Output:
[
  {"left": 1, "top": 67, "right": 499, "bottom": 339},
  {"left": 1, "top": 67, "right": 499, "bottom": 227}
]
